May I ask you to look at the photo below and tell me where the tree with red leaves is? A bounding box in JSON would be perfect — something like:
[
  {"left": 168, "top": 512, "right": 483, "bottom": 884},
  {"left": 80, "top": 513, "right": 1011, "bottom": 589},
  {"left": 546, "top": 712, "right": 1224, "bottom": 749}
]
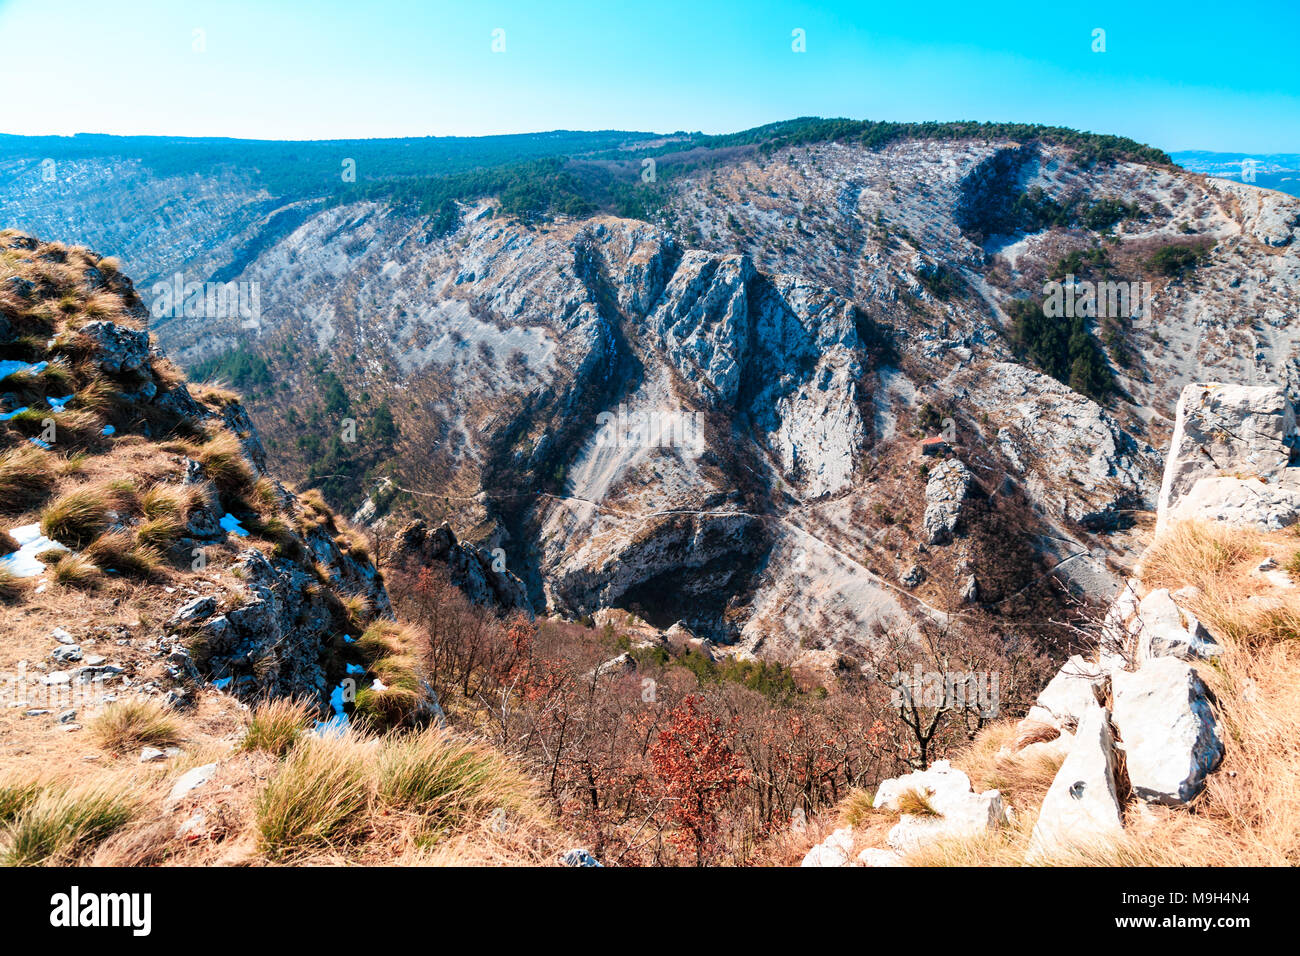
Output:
[{"left": 648, "top": 695, "right": 747, "bottom": 866}]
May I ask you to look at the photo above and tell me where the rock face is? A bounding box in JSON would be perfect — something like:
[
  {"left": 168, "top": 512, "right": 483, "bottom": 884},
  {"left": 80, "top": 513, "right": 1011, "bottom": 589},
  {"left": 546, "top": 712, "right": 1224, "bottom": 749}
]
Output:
[
  {"left": 1028, "top": 704, "right": 1124, "bottom": 860},
  {"left": 1111, "top": 657, "right": 1224, "bottom": 806},
  {"left": 393, "top": 520, "right": 532, "bottom": 616},
  {"left": 922, "top": 459, "right": 972, "bottom": 545},
  {"left": 960, "top": 362, "right": 1161, "bottom": 530},
  {"left": 1157, "top": 383, "right": 1299, "bottom": 531}
]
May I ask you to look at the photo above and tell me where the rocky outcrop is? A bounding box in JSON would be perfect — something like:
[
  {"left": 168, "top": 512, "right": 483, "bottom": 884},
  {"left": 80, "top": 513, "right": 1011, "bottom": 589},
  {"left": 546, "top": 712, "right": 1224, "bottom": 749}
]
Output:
[
  {"left": 922, "top": 458, "right": 971, "bottom": 545},
  {"left": 872, "top": 760, "right": 1008, "bottom": 854},
  {"left": 1028, "top": 704, "right": 1124, "bottom": 860},
  {"left": 648, "top": 252, "right": 753, "bottom": 409},
  {"left": 1157, "top": 383, "right": 1299, "bottom": 532},
  {"left": 393, "top": 520, "right": 532, "bottom": 616}
]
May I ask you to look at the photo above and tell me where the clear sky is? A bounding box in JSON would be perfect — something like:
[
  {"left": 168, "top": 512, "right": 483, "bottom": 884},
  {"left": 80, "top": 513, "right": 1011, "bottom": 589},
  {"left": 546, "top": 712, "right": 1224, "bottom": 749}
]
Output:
[{"left": 0, "top": 0, "right": 1296, "bottom": 152}]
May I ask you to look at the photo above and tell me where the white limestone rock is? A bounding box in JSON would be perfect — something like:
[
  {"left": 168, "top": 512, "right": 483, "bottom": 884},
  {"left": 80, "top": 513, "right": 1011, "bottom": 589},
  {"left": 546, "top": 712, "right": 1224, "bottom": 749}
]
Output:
[
  {"left": 1111, "top": 656, "right": 1224, "bottom": 805},
  {"left": 922, "top": 459, "right": 972, "bottom": 545},
  {"left": 800, "top": 826, "right": 855, "bottom": 867},
  {"left": 1156, "top": 382, "right": 1297, "bottom": 532},
  {"left": 1027, "top": 704, "right": 1124, "bottom": 861}
]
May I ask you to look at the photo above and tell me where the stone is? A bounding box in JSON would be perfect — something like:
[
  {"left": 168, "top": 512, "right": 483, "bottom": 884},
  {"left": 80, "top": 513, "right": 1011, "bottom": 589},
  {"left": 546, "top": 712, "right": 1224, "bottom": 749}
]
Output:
[
  {"left": 167, "top": 595, "right": 217, "bottom": 628},
  {"left": 873, "top": 760, "right": 1007, "bottom": 853},
  {"left": 50, "top": 645, "right": 82, "bottom": 663},
  {"left": 1027, "top": 704, "right": 1123, "bottom": 861},
  {"left": 856, "top": 847, "right": 904, "bottom": 867},
  {"left": 139, "top": 747, "right": 169, "bottom": 763},
  {"left": 560, "top": 848, "right": 603, "bottom": 867},
  {"left": 52, "top": 627, "right": 76, "bottom": 644},
  {"left": 1024, "top": 655, "right": 1104, "bottom": 731},
  {"left": 1111, "top": 657, "right": 1224, "bottom": 805},
  {"left": 800, "top": 826, "right": 855, "bottom": 867},
  {"left": 900, "top": 563, "right": 925, "bottom": 588},
  {"left": 167, "top": 762, "right": 218, "bottom": 804},
  {"left": 1131, "top": 588, "right": 1221, "bottom": 662}
]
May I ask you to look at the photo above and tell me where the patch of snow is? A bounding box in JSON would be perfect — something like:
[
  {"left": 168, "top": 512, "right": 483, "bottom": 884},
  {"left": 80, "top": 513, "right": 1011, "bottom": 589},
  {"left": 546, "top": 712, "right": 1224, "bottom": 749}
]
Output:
[{"left": 0, "top": 523, "right": 69, "bottom": 577}]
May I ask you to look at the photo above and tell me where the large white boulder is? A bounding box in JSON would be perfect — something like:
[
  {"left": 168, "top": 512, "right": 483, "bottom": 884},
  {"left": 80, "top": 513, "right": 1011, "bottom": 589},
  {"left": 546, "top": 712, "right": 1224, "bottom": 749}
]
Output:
[
  {"left": 1111, "top": 657, "right": 1224, "bottom": 805},
  {"left": 1024, "top": 655, "right": 1104, "bottom": 731},
  {"left": 1131, "top": 588, "right": 1220, "bottom": 662},
  {"left": 1156, "top": 383, "right": 1297, "bottom": 531},
  {"left": 1028, "top": 704, "right": 1124, "bottom": 861}
]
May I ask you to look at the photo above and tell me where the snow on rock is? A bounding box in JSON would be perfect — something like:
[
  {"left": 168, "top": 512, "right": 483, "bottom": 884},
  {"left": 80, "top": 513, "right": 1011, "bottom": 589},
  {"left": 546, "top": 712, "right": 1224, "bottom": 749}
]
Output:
[{"left": 0, "top": 523, "right": 70, "bottom": 578}]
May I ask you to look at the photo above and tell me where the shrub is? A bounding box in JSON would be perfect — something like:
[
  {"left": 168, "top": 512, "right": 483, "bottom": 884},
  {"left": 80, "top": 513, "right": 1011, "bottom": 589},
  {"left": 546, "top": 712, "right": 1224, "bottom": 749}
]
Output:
[
  {"left": 256, "top": 735, "right": 371, "bottom": 858},
  {"left": 39, "top": 487, "right": 112, "bottom": 548},
  {"left": 83, "top": 531, "right": 161, "bottom": 578},
  {"left": 1, "top": 782, "right": 138, "bottom": 866}
]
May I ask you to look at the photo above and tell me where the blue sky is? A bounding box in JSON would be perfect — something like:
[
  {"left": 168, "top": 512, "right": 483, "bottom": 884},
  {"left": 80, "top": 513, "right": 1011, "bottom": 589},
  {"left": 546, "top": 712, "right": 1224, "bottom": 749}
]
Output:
[{"left": 0, "top": 0, "right": 1296, "bottom": 151}]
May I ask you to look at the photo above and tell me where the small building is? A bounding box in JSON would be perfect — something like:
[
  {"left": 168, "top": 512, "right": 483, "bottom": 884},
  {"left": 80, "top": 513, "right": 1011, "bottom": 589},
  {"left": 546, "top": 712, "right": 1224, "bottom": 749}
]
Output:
[{"left": 920, "top": 436, "right": 950, "bottom": 457}]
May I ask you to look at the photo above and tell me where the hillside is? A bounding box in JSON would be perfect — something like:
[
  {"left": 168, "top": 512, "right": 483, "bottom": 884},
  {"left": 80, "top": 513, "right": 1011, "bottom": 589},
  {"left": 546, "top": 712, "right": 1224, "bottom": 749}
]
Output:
[
  {"left": 0, "top": 232, "right": 569, "bottom": 865},
  {"left": 796, "top": 382, "right": 1300, "bottom": 866},
  {"left": 5, "top": 122, "right": 1300, "bottom": 677}
]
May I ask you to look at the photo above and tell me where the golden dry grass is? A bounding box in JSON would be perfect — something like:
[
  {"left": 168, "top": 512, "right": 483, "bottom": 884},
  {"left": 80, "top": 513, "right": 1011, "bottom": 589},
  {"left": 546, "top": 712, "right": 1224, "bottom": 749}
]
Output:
[{"left": 90, "top": 699, "right": 183, "bottom": 754}]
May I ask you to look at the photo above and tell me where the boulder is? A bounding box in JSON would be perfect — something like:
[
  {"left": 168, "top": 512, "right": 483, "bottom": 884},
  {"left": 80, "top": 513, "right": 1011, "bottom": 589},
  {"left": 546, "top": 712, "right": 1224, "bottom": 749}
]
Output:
[
  {"left": 1024, "top": 655, "right": 1104, "bottom": 731},
  {"left": 1131, "top": 588, "right": 1220, "bottom": 662},
  {"left": 1111, "top": 657, "right": 1224, "bottom": 805},
  {"left": 560, "top": 848, "right": 603, "bottom": 868},
  {"left": 1156, "top": 383, "right": 1297, "bottom": 531},
  {"left": 1027, "top": 704, "right": 1124, "bottom": 861},
  {"left": 873, "top": 760, "right": 1007, "bottom": 853},
  {"left": 800, "top": 826, "right": 855, "bottom": 867}
]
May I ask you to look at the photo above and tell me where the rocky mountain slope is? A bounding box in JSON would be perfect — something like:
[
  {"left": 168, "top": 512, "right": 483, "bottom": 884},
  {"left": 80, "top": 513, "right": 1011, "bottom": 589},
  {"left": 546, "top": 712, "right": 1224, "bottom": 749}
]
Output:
[
  {"left": 0, "top": 231, "right": 571, "bottom": 865},
  {"left": 5, "top": 124, "right": 1300, "bottom": 669},
  {"left": 800, "top": 380, "right": 1300, "bottom": 866}
]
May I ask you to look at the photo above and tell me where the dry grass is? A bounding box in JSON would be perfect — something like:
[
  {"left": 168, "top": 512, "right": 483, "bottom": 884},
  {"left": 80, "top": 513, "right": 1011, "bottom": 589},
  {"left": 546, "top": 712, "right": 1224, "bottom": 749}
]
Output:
[
  {"left": 39, "top": 485, "right": 113, "bottom": 548},
  {"left": 0, "top": 444, "right": 55, "bottom": 513},
  {"left": 0, "top": 777, "right": 140, "bottom": 866},
  {"left": 255, "top": 733, "right": 373, "bottom": 858},
  {"left": 83, "top": 530, "right": 162, "bottom": 577},
  {"left": 50, "top": 553, "right": 102, "bottom": 589},
  {"left": 240, "top": 698, "right": 316, "bottom": 757},
  {"left": 196, "top": 431, "right": 254, "bottom": 495},
  {"left": 90, "top": 699, "right": 182, "bottom": 753},
  {"left": 895, "top": 788, "right": 941, "bottom": 817},
  {"left": 895, "top": 519, "right": 1300, "bottom": 866}
]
